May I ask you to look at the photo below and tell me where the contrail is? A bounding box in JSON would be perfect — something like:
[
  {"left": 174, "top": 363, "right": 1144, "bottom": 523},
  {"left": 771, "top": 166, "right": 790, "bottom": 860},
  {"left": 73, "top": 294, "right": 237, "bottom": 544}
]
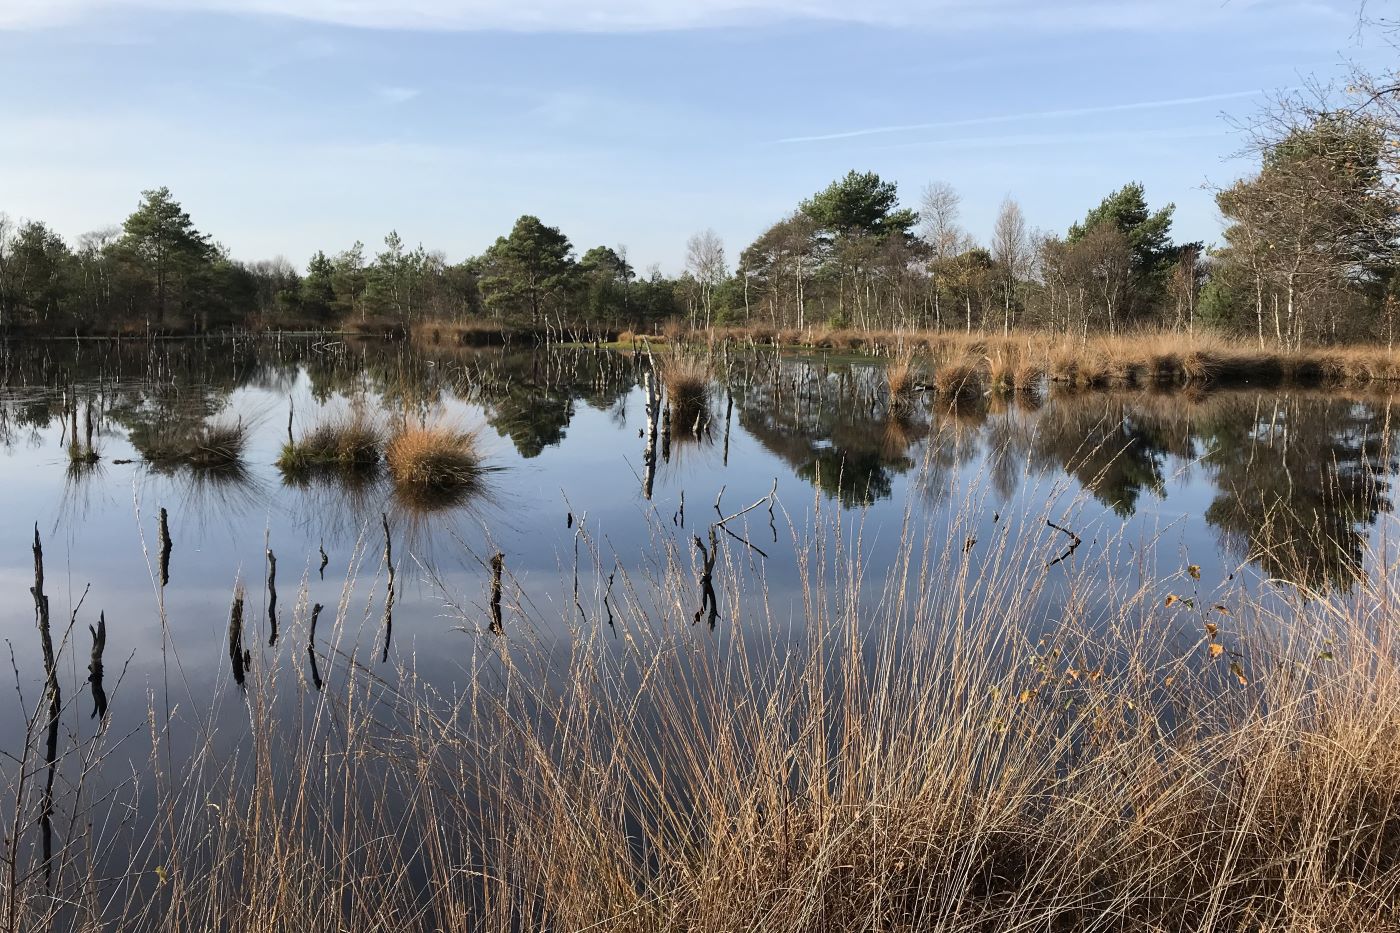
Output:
[{"left": 774, "top": 89, "right": 1265, "bottom": 144}]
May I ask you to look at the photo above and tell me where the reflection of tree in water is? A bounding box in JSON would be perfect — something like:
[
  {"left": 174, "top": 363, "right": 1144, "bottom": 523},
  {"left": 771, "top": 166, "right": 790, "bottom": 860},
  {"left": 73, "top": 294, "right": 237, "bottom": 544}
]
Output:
[
  {"left": 1197, "top": 394, "right": 1396, "bottom": 590},
  {"left": 731, "top": 360, "right": 922, "bottom": 507},
  {"left": 450, "top": 347, "right": 634, "bottom": 460},
  {"left": 1027, "top": 394, "right": 1188, "bottom": 518}
]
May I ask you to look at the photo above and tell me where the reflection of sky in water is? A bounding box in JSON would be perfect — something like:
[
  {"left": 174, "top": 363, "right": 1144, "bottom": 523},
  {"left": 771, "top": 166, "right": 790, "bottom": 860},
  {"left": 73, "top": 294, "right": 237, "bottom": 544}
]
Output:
[{"left": 0, "top": 341, "right": 1395, "bottom": 768}]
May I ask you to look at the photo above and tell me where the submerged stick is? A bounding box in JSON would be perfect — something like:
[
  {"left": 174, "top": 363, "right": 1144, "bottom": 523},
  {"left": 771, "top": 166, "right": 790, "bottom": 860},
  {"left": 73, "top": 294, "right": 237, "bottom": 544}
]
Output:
[
  {"left": 489, "top": 552, "right": 504, "bottom": 635},
  {"left": 693, "top": 526, "right": 720, "bottom": 629},
  {"left": 158, "top": 507, "right": 172, "bottom": 588},
  {"left": 88, "top": 611, "right": 107, "bottom": 721},
  {"left": 722, "top": 392, "right": 733, "bottom": 466},
  {"left": 381, "top": 513, "right": 394, "bottom": 663},
  {"left": 307, "top": 603, "right": 324, "bottom": 692},
  {"left": 228, "top": 585, "right": 247, "bottom": 690},
  {"left": 266, "top": 547, "right": 278, "bottom": 646},
  {"left": 603, "top": 570, "right": 616, "bottom": 631},
  {"left": 318, "top": 540, "right": 328, "bottom": 580},
  {"left": 1046, "top": 519, "right": 1083, "bottom": 568},
  {"left": 30, "top": 526, "right": 59, "bottom": 886}
]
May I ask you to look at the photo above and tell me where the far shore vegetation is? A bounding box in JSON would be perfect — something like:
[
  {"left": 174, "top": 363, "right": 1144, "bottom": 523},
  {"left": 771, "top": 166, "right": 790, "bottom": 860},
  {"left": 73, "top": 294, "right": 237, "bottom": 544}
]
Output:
[{"left": 4, "top": 89, "right": 1400, "bottom": 356}]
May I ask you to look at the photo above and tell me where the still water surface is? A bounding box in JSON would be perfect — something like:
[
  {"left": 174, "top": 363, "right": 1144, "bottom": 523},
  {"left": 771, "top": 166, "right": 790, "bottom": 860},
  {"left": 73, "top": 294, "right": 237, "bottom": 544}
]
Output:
[{"left": 0, "top": 336, "right": 1393, "bottom": 769}]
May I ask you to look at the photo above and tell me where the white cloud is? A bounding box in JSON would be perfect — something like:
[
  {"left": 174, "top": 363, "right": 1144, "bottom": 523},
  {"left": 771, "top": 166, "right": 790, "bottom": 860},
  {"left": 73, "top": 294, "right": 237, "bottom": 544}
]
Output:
[
  {"left": 374, "top": 85, "right": 422, "bottom": 104},
  {"left": 775, "top": 90, "right": 1271, "bottom": 144},
  {"left": 0, "top": 0, "right": 1352, "bottom": 33}
]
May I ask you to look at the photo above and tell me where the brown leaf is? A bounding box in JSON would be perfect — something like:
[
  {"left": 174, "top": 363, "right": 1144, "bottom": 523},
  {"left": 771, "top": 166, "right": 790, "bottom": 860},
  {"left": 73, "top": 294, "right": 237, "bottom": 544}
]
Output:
[
  {"left": 1205, "top": 622, "right": 1219, "bottom": 638},
  {"left": 1188, "top": 565, "right": 1201, "bottom": 581},
  {"left": 1229, "top": 661, "right": 1248, "bottom": 686},
  {"left": 1164, "top": 594, "right": 1180, "bottom": 608},
  {"left": 1209, "top": 643, "right": 1225, "bottom": 659}
]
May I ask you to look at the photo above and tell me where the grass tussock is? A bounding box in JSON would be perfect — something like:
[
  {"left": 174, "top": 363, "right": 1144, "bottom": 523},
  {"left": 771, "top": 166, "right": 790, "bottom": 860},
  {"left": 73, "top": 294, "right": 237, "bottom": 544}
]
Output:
[
  {"left": 659, "top": 355, "right": 711, "bottom": 410},
  {"left": 884, "top": 350, "right": 922, "bottom": 403},
  {"left": 143, "top": 419, "right": 249, "bottom": 469},
  {"left": 933, "top": 356, "right": 983, "bottom": 398},
  {"left": 385, "top": 422, "right": 483, "bottom": 496},
  {"left": 277, "top": 413, "right": 383, "bottom": 475}
]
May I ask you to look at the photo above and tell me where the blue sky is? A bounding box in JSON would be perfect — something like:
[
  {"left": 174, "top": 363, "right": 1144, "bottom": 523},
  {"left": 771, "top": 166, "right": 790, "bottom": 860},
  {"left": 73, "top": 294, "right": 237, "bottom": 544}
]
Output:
[{"left": 0, "top": 0, "right": 1387, "bottom": 273}]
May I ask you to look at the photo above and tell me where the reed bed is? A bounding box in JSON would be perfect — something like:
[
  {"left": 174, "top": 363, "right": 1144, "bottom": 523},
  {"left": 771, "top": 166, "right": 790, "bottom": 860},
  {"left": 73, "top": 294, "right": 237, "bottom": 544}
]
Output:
[
  {"left": 5, "top": 447, "right": 1400, "bottom": 930},
  {"left": 703, "top": 325, "right": 1400, "bottom": 391}
]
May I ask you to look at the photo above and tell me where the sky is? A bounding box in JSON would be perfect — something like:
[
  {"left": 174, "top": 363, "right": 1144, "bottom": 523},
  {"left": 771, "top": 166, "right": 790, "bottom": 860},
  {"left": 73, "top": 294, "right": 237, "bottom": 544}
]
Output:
[{"left": 0, "top": 0, "right": 1390, "bottom": 274}]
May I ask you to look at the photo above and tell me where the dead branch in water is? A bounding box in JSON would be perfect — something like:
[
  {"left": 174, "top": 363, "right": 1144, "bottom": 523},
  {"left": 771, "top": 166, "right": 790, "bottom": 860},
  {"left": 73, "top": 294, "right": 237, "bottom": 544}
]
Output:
[
  {"left": 1046, "top": 519, "right": 1084, "bottom": 568},
  {"left": 307, "top": 603, "right": 324, "bottom": 692},
  {"left": 157, "top": 507, "right": 172, "bottom": 588},
  {"left": 489, "top": 553, "right": 505, "bottom": 635},
  {"left": 381, "top": 513, "right": 395, "bottom": 663},
  {"left": 693, "top": 526, "right": 720, "bottom": 629},
  {"left": 88, "top": 611, "right": 107, "bottom": 721},
  {"left": 228, "top": 585, "right": 247, "bottom": 690},
  {"left": 29, "top": 526, "right": 59, "bottom": 887},
  {"left": 266, "top": 546, "right": 279, "bottom": 646}
]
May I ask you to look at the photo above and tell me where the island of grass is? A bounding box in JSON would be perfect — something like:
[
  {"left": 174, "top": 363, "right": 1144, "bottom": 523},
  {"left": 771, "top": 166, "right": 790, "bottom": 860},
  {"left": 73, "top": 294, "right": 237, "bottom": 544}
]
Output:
[{"left": 277, "top": 415, "right": 383, "bottom": 477}]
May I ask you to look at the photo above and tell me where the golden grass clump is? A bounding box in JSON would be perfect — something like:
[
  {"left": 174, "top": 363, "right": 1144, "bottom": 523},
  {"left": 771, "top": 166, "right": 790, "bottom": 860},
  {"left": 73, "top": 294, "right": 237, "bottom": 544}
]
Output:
[
  {"left": 659, "top": 355, "right": 711, "bottom": 411},
  {"left": 884, "top": 351, "right": 922, "bottom": 403},
  {"left": 385, "top": 423, "right": 483, "bottom": 495},
  {"left": 933, "top": 356, "right": 983, "bottom": 398}
]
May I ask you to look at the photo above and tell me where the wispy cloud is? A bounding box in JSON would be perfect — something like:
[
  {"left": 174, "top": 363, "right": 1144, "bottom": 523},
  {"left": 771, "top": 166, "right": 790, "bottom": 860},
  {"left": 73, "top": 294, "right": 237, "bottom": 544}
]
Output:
[
  {"left": 774, "top": 90, "right": 1269, "bottom": 144},
  {"left": 0, "top": 0, "right": 1350, "bottom": 33},
  {"left": 374, "top": 85, "right": 422, "bottom": 104}
]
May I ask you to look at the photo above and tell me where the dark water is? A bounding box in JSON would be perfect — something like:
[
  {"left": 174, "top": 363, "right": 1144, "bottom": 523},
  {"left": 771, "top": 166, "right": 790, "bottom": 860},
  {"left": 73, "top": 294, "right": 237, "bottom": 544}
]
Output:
[{"left": 0, "top": 336, "right": 1395, "bottom": 915}]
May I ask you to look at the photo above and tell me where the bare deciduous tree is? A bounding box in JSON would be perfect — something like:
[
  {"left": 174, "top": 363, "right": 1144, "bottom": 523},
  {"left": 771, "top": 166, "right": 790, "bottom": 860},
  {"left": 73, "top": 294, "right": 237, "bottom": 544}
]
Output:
[
  {"left": 920, "top": 181, "right": 962, "bottom": 329},
  {"left": 685, "top": 229, "right": 726, "bottom": 329},
  {"left": 991, "top": 197, "right": 1030, "bottom": 335}
]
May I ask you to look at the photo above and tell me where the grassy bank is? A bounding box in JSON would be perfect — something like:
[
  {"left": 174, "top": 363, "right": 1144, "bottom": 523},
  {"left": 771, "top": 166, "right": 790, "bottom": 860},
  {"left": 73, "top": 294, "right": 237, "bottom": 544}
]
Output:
[
  {"left": 619, "top": 326, "right": 1400, "bottom": 390},
  {"left": 10, "top": 451, "right": 1399, "bottom": 930}
]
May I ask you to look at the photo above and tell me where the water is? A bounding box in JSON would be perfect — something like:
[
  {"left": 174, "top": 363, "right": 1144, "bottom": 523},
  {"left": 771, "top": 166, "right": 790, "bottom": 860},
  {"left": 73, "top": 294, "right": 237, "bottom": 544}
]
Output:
[{"left": 0, "top": 336, "right": 1395, "bottom": 921}]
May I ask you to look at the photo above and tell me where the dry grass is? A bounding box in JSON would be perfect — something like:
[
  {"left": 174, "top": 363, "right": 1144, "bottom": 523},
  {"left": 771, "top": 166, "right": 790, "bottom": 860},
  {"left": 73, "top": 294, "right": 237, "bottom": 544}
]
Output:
[
  {"left": 659, "top": 354, "right": 711, "bottom": 410},
  {"left": 385, "top": 422, "right": 482, "bottom": 494},
  {"left": 143, "top": 418, "right": 249, "bottom": 469},
  {"left": 277, "top": 413, "right": 383, "bottom": 474},
  {"left": 884, "top": 350, "right": 922, "bottom": 403},
  {"left": 10, "top": 429, "right": 1400, "bottom": 931},
  {"left": 933, "top": 356, "right": 983, "bottom": 398},
  {"left": 702, "top": 326, "right": 1400, "bottom": 390}
]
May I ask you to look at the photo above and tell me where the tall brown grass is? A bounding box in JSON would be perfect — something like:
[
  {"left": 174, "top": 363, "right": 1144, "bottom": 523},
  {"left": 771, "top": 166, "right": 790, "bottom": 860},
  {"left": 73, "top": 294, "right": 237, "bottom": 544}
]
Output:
[
  {"left": 659, "top": 354, "right": 711, "bottom": 410},
  {"left": 7, "top": 445, "right": 1400, "bottom": 930},
  {"left": 701, "top": 325, "right": 1400, "bottom": 390},
  {"left": 884, "top": 350, "right": 922, "bottom": 404},
  {"left": 385, "top": 423, "right": 482, "bottom": 493}
]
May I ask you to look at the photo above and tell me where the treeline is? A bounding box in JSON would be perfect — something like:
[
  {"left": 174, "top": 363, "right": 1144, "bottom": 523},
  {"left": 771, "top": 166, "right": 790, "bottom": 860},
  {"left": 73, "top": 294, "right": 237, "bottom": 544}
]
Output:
[
  {"left": 1, "top": 104, "right": 1396, "bottom": 344},
  {"left": 0, "top": 192, "right": 685, "bottom": 336}
]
